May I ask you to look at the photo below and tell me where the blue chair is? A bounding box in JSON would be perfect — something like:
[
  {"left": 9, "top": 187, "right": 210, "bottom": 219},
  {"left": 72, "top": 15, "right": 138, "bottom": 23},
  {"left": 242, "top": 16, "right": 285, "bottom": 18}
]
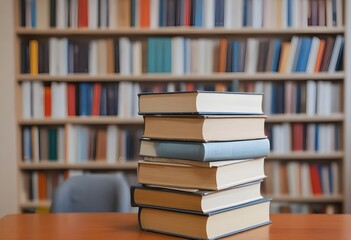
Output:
[{"left": 51, "top": 173, "right": 130, "bottom": 213}]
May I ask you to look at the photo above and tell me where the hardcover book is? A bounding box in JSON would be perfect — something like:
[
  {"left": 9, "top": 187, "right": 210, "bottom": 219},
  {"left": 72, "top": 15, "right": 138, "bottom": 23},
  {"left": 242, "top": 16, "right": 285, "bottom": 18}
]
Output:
[
  {"left": 131, "top": 179, "right": 263, "bottom": 213},
  {"left": 137, "top": 158, "right": 265, "bottom": 190},
  {"left": 143, "top": 115, "right": 266, "bottom": 141},
  {"left": 138, "top": 198, "right": 271, "bottom": 240},
  {"left": 139, "top": 138, "right": 270, "bottom": 161},
  {"left": 138, "top": 91, "right": 263, "bottom": 115}
]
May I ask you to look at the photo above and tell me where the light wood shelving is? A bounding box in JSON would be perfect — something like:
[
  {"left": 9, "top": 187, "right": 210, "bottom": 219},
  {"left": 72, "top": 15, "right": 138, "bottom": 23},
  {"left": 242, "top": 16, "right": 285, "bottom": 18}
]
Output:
[
  {"left": 265, "top": 195, "right": 344, "bottom": 203},
  {"left": 14, "top": 0, "right": 349, "bottom": 213},
  {"left": 16, "top": 27, "right": 345, "bottom": 37},
  {"left": 17, "top": 72, "right": 345, "bottom": 82}
]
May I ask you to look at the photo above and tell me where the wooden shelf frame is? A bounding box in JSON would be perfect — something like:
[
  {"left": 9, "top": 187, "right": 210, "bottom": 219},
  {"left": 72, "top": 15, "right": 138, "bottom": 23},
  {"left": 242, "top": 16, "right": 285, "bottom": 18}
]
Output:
[
  {"left": 19, "top": 162, "right": 138, "bottom": 170},
  {"left": 18, "top": 114, "right": 344, "bottom": 125},
  {"left": 13, "top": 1, "right": 350, "bottom": 213},
  {"left": 16, "top": 27, "right": 345, "bottom": 37},
  {"left": 264, "top": 195, "right": 344, "bottom": 203},
  {"left": 17, "top": 72, "right": 345, "bottom": 82},
  {"left": 267, "top": 152, "right": 344, "bottom": 160}
]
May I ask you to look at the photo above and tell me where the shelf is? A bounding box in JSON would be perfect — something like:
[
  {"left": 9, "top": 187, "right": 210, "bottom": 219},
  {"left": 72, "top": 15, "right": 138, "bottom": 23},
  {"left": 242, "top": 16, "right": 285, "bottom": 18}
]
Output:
[
  {"left": 20, "top": 201, "right": 51, "bottom": 208},
  {"left": 19, "top": 161, "right": 138, "bottom": 170},
  {"left": 266, "top": 114, "right": 344, "bottom": 123},
  {"left": 20, "top": 194, "right": 344, "bottom": 209},
  {"left": 17, "top": 72, "right": 345, "bottom": 82},
  {"left": 265, "top": 195, "right": 344, "bottom": 203},
  {"left": 267, "top": 151, "right": 344, "bottom": 160},
  {"left": 16, "top": 27, "right": 345, "bottom": 37},
  {"left": 18, "top": 114, "right": 344, "bottom": 125},
  {"left": 19, "top": 117, "right": 143, "bottom": 125}
]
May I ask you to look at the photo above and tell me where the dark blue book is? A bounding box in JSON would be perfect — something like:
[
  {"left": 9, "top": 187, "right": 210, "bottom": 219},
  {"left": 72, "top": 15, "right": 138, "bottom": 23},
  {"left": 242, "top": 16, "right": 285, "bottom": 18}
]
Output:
[
  {"left": 131, "top": 0, "right": 136, "bottom": 27},
  {"left": 21, "top": 40, "right": 30, "bottom": 73},
  {"left": 194, "top": 0, "right": 203, "bottom": 27},
  {"left": 138, "top": 198, "right": 271, "bottom": 240},
  {"left": 225, "top": 40, "right": 233, "bottom": 72},
  {"left": 214, "top": 0, "right": 224, "bottom": 27},
  {"left": 107, "top": 83, "right": 116, "bottom": 115},
  {"left": 287, "top": 0, "right": 292, "bottom": 27},
  {"left": 79, "top": 83, "right": 92, "bottom": 116},
  {"left": 20, "top": 0, "right": 26, "bottom": 26},
  {"left": 292, "top": 37, "right": 302, "bottom": 71},
  {"left": 271, "top": 84, "right": 277, "bottom": 113},
  {"left": 334, "top": 125, "right": 339, "bottom": 149},
  {"left": 139, "top": 138, "right": 270, "bottom": 161},
  {"left": 294, "top": 37, "right": 312, "bottom": 72},
  {"left": 159, "top": 0, "right": 167, "bottom": 27},
  {"left": 314, "top": 124, "right": 319, "bottom": 151},
  {"left": 295, "top": 83, "right": 301, "bottom": 113},
  {"left": 335, "top": 38, "right": 344, "bottom": 71},
  {"left": 31, "top": 0, "right": 36, "bottom": 28},
  {"left": 232, "top": 41, "right": 239, "bottom": 72},
  {"left": 271, "top": 39, "right": 281, "bottom": 72}
]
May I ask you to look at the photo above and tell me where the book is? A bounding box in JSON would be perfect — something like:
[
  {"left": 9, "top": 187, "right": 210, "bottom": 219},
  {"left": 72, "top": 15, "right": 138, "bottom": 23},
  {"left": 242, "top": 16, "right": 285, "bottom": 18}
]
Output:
[
  {"left": 140, "top": 138, "right": 269, "bottom": 161},
  {"left": 138, "top": 158, "right": 265, "bottom": 190},
  {"left": 131, "top": 180, "right": 263, "bottom": 213},
  {"left": 138, "top": 91, "right": 263, "bottom": 115},
  {"left": 143, "top": 115, "right": 266, "bottom": 141},
  {"left": 138, "top": 198, "right": 271, "bottom": 240}
]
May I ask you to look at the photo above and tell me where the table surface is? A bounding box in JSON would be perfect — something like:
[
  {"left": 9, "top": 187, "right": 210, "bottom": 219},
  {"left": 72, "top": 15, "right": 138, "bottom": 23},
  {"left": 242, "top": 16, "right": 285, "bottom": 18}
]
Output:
[{"left": 0, "top": 213, "right": 351, "bottom": 240}]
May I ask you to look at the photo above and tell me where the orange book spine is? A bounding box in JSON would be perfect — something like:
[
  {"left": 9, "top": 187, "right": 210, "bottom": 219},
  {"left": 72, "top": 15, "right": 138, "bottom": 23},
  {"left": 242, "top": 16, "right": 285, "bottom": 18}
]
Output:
[
  {"left": 216, "top": 39, "right": 228, "bottom": 91},
  {"left": 92, "top": 83, "right": 102, "bottom": 116},
  {"left": 38, "top": 171, "right": 47, "bottom": 200},
  {"left": 78, "top": 0, "right": 88, "bottom": 27},
  {"left": 314, "top": 40, "right": 326, "bottom": 72},
  {"left": 44, "top": 85, "right": 52, "bottom": 117},
  {"left": 67, "top": 83, "right": 76, "bottom": 116},
  {"left": 140, "top": 0, "right": 150, "bottom": 27},
  {"left": 29, "top": 40, "right": 39, "bottom": 75}
]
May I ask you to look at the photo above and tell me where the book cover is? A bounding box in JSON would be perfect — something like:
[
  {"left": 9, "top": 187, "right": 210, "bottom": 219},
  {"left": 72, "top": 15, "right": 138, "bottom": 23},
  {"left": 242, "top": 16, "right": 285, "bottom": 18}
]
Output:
[
  {"left": 138, "top": 198, "right": 271, "bottom": 240},
  {"left": 138, "top": 91, "right": 263, "bottom": 115},
  {"left": 140, "top": 138, "right": 269, "bottom": 161},
  {"left": 131, "top": 179, "right": 263, "bottom": 213},
  {"left": 138, "top": 158, "right": 265, "bottom": 190},
  {"left": 143, "top": 115, "right": 266, "bottom": 142}
]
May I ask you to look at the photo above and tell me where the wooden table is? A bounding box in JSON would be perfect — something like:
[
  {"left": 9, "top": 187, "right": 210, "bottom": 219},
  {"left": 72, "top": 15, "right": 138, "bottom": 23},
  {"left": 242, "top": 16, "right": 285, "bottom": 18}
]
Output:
[{"left": 0, "top": 213, "right": 350, "bottom": 240}]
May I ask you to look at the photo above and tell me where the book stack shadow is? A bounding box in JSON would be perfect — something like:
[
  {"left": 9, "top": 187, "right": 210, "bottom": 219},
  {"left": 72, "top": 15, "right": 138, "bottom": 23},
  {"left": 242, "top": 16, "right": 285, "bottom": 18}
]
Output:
[{"left": 131, "top": 91, "right": 271, "bottom": 240}]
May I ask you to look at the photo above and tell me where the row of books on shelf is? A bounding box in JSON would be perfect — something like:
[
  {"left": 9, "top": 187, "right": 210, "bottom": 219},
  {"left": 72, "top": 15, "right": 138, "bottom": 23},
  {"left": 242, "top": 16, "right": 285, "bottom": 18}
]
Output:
[
  {"left": 20, "top": 0, "right": 343, "bottom": 29},
  {"left": 240, "top": 81, "right": 341, "bottom": 115},
  {"left": 22, "top": 123, "right": 340, "bottom": 164},
  {"left": 267, "top": 123, "right": 340, "bottom": 153},
  {"left": 21, "top": 35, "right": 344, "bottom": 75},
  {"left": 22, "top": 125, "right": 143, "bottom": 162},
  {"left": 270, "top": 202, "right": 339, "bottom": 214},
  {"left": 263, "top": 161, "right": 339, "bottom": 197},
  {"left": 22, "top": 82, "right": 140, "bottom": 118},
  {"left": 21, "top": 80, "right": 342, "bottom": 119}
]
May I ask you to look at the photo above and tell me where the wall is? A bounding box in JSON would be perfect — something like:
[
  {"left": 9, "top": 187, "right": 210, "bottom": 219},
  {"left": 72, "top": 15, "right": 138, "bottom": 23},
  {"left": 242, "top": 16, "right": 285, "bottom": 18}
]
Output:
[{"left": 0, "top": 0, "right": 18, "bottom": 217}]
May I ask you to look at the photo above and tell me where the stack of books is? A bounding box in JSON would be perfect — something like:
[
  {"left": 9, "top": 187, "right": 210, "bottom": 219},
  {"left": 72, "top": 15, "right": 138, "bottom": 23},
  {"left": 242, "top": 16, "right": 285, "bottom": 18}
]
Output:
[{"left": 131, "top": 91, "right": 271, "bottom": 239}]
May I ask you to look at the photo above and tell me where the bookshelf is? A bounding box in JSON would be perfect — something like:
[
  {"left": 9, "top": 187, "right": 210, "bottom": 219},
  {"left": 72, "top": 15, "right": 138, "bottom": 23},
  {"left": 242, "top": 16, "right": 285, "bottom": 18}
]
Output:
[{"left": 13, "top": 0, "right": 350, "bottom": 214}]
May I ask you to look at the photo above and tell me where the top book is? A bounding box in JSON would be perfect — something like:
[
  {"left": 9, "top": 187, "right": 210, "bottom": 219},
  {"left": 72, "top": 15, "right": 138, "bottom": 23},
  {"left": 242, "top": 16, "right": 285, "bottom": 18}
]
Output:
[{"left": 138, "top": 91, "right": 263, "bottom": 115}]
